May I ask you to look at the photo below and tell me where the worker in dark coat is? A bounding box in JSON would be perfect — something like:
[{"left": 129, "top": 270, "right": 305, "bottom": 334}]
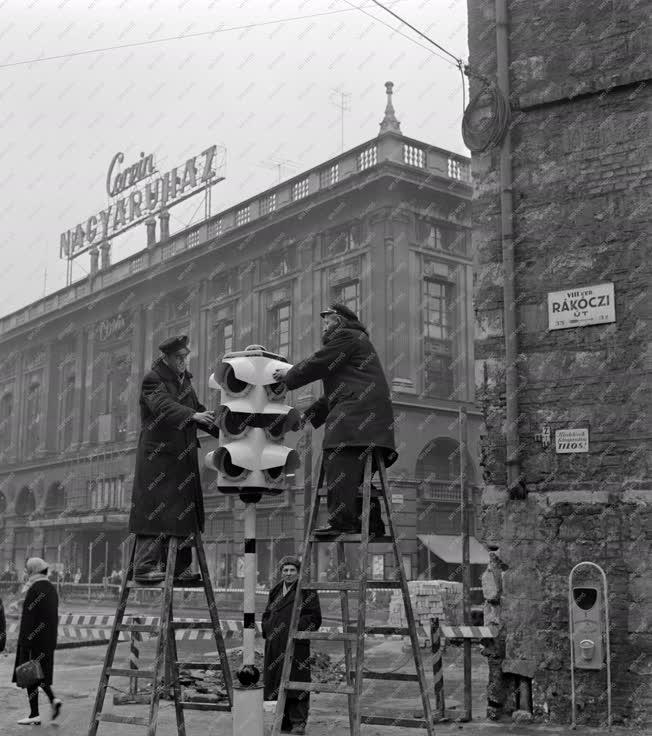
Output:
[
  {"left": 0, "top": 594, "right": 5, "bottom": 653},
  {"left": 273, "top": 303, "right": 397, "bottom": 535},
  {"left": 262, "top": 556, "right": 321, "bottom": 735},
  {"left": 129, "top": 335, "right": 217, "bottom": 583},
  {"left": 12, "top": 558, "right": 62, "bottom": 725}
]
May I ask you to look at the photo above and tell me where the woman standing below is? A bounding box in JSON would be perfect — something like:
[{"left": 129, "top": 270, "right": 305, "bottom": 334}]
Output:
[{"left": 12, "top": 557, "right": 62, "bottom": 725}]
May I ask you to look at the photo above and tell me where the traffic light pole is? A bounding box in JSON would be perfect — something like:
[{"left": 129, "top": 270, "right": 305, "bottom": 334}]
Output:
[{"left": 232, "top": 497, "right": 264, "bottom": 736}]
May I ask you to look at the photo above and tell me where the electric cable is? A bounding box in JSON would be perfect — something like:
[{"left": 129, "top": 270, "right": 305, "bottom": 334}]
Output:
[{"left": 461, "top": 79, "right": 511, "bottom": 153}]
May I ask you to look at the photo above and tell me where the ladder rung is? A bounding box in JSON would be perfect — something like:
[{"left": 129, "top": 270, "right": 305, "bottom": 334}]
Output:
[
  {"left": 285, "top": 681, "right": 354, "bottom": 694},
  {"left": 302, "top": 580, "right": 402, "bottom": 591},
  {"left": 310, "top": 534, "right": 393, "bottom": 543},
  {"left": 317, "top": 488, "right": 383, "bottom": 497},
  {"left": 180, "top": 702, "right": 231, "bottom": 711},
  {"left": 171, "top": 621, "right": 213, "bottom": 630},
  {"left": 96, "top": 713, "right": 149, "bottom": 726},
  {"left": 361, "top": 715, "right": 431, "bottom": 728},
  {"left": 294, "top": 631, "right": 357, "bottom": 641},
  {"left": 106, "top": 668, "right": 155, "bottom": 679},
  {"left": 350, "top": 670, "right": 419, "bottom": 682},
  {"left": 178, "top": 661, "right": 222, "bottom": 670},
  {"left": 117, "top": 624, "right": 159, "bottom": 633},
  {"left": 346, "top": 626, "right": 409, "bottom": 636}
]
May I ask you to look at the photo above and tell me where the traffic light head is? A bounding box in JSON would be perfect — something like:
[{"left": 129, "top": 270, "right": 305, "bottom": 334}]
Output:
[{"left": 205, "top": 345, "right": 301, "bottom": 501}]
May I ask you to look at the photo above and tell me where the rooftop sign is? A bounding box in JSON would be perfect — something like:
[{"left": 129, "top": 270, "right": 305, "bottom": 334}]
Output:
[{"left": 60, "top": 145, "right": 223, "bottom": 260}]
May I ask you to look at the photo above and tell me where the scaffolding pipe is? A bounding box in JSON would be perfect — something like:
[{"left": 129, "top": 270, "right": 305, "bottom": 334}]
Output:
[
  {"left": 459, "top": 407, "right": 472, "bottom": 721},
  {"left": 495, "top": 0, "right": 520, "bottom": 490}
]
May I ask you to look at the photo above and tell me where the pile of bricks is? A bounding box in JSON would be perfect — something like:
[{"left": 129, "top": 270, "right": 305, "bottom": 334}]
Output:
[{"left": 387, "top": 580, "right": 463, "bottom": 629}]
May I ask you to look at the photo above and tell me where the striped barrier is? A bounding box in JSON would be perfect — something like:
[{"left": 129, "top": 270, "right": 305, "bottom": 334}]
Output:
[
  {"left": 7, "top": 619, "right": 496, "bottom": 643},
  {"left": 431, "top": 618, "right": 445, "bottom": 719}
]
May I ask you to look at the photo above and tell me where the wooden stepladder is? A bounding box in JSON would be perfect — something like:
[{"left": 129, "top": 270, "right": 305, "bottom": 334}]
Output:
[
  {"left": 272, "top": 449, "right": 435, "bottom": 736},
  {"left": 87, "top": 531, "right": 233, "bottom": 736}
]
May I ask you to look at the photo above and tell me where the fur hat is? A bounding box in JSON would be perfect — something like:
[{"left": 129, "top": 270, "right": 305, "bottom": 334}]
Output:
[
  {"left": 320, "top": 302, "right": 359, "bottom": 323},
  {"left": 278, "top": 555, "right": 301, "bottom": 570}
]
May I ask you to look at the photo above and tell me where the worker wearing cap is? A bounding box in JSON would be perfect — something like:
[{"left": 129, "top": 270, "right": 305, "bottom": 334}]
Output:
[
  {"left": 272, "top": 304, "right": 397, "bottom": 536},
  {"left": 129, "top": 335, "right": 217, "bottom": 583}
]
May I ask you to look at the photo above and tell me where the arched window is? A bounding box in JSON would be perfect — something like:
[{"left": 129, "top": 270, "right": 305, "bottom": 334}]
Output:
[
  {"left": 415, "top": 437, "right": 461, "bottom": 482},
  {"left": 15, "top": 486, "right": 36, "bottom": 516},
  {"left": 0, "top": 392, "right": 12, "bottom": 451},
  {"left": 45, "top": 482, "right": 65, "bottom": 513},
  {"left": 60, "top": 372, "right": 75, "bottom": 451}
]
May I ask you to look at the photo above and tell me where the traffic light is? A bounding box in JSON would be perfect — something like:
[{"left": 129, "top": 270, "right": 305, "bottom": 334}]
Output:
[{"left": 205, "top": 344, "right": 301, "bottom": 500}]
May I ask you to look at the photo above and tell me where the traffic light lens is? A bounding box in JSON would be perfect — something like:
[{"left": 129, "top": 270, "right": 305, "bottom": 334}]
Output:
[
  {"left": 222, "top": 365, "right": 253, "bottom": 396},
  {"left": 265, "top": 382, "right": 287, "bottom": 401}
]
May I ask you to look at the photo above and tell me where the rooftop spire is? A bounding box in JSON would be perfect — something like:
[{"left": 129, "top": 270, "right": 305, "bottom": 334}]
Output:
[{"left": 379, "top": 81, "right": 401, "bottom": 135}]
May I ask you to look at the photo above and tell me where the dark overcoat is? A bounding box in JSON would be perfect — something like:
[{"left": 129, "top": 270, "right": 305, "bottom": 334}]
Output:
[
  {"left": 0, "top": 597, "right": 5, "bottom": 653},
  {"left": 284, "top": 318, "right": 397, "bottom": 465},
  {"left": 261, "top": 581, "right": 322, "bottom": 701},
  {"left": 129, "top": 359, "right": 213, "bottom": 537},
  {"left": 12, "top": 579, "right": 58, "bottom": 686}
]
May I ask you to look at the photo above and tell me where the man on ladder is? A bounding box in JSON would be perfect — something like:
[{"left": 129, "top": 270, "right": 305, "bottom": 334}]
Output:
[
  {"left": 273, "top": 304, "right": 397, "bottom": 536},
  {"left": 129, "top": 334, "right": 217, "bottom": 583}
]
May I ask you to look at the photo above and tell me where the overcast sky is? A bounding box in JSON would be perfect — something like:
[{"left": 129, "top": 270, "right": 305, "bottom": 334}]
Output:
[{"left": 0, "top": 0, "right": 469, "bottom": 317}]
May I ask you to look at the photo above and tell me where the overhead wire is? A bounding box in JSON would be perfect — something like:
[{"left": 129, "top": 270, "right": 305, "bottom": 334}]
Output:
[{"left": 0, "top": 2, "right": 411, "bottom": 69}]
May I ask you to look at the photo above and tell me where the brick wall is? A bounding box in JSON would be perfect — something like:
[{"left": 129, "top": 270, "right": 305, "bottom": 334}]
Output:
[{"left": 467, "top": 0, "right": 651, "bottom": 726}]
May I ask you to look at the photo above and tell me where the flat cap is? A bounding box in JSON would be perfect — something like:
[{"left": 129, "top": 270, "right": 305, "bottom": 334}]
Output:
[
  {"left": 319, "top": 302, "right": 359, "bottom": 322},
  {"left": 159, "top": 334, "right": 189, "bottom": 355},
  {"left": 278, "top": 555, "right": 301, "bottom": 570}
]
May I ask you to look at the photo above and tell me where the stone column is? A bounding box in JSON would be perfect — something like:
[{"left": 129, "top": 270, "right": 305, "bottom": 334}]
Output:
[
  {"left": 9, "top": 354, "right": 23, "bottom": 462},
  {"left": 89, "top": 246, "right": 99, "bottom": 276},
  {"left": 40, "top": 342, "right": 55, "bottom": 455},
  {"left": 145, "top": 217, "right": 156, "bottom": 247},
  {"left": 367, "top": 213, "right": 388, "bottom": 366},
  {"left": 70, "top": 331, "right": 85, "bottom": 450},
  {"left": 159, "top": 209, "right": 170, "bottom": 241},
  {"left": 99, "top": 240, "right": 111, "bottom": 270},
  {"left": 236, "top": 264, "right": 256, "bottom": 347},
  {"left": 127, "top": 306, "right": 146, "bottom": 442},
  {"left": 386, "top": 214, "right": 415, "bottom": 394},
  {"left": 81, "top": 327, "right": 96, "bottom": 447}
]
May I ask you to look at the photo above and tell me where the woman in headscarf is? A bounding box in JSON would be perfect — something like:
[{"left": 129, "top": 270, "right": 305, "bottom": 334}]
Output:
[{"left": 12, "top": 557, "right": 62, "bottom": 725}]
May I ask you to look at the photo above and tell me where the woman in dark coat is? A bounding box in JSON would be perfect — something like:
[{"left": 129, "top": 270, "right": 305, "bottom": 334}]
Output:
[
  {"left": 273, "top": 303, "right": 397, "bottom": 535},
  {"left": 128, "top": 335, "right": 217, "bottom": 582},
  {"left": 12, "top": 557, "right": 62, "bottom": 725},
  {"left": 262, "top": 556, "right": 321, "bottom": 735}
]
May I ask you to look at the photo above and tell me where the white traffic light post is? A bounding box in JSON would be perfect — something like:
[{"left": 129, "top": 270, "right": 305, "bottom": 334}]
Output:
[{"left": 205, "top": 345, "right": 301, "bottom": 736}]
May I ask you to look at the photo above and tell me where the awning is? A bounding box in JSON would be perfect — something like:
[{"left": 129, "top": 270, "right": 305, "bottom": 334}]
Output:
[{"left": 417, "top": 534, "right": 489, "bottom": 565}]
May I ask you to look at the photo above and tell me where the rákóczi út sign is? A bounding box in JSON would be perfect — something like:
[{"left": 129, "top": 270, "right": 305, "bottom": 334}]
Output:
[{"left": 547, "top": 283, "right": 615, "bottom": 331}]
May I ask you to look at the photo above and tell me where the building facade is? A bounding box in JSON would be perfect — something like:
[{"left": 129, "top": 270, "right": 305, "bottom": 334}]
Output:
[
  {"left": 467, "top": 0, "right": 650, "bottom": 726},
  {"left": 0, "top": 87, "right": 483, "bottom": 589}
]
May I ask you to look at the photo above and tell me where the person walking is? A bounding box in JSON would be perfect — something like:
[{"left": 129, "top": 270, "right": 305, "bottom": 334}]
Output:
[
  {"left": 272, "top": 303, "right": 397, "bottom": 536},
  {"left": 262, "top": 556, "right": 321, "bottom": 735},
  {"left": 129, "top": 334, "right": 218, "bottom": 583},
  {"left": 12, "top": 558, "right": 62, "bottom": 725}
]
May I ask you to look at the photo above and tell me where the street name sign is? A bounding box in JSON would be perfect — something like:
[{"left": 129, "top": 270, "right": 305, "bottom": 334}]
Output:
[{"left": 547, "top": 283, "right": 615, "bottom": 330}]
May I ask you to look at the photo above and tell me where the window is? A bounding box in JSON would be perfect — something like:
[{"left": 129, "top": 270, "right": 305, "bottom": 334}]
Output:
[
  {"left": 423, "top": 279, "right": 453, "bottom": 397},
  {"left": 105, "top": 354, "right": 130, "bottom": 442},
  {"left": 89, "top": 476, "right": 125, "bottom": 510},
  {"left": 214, "top": 320, "right": 234, "bottom": 355},
  {"left": 58, "top": 368, "right": 75, "bottom": 452},
  {"left": 320, "top": 163, "right": 339, "bottom": 187},
  {"left": 264, "top": 247, "right": 293, "bottom": 279},
  {"left": 269, "top": 303, "right": 291, "bottom": 357},
  {"left": 208, "top": 218, "right": 223, "bottom": 238},
  {"left": 324, "top": 224, "right": 359, "bottom": 258},
  {"left": 357, "top": 145, "right": 377, "bottom": 171},
  {"left": 260, "top": 193, "right": 277, "bottom": 215},
  {"left": 402, "top": 555, "right": 413, "bottom": 580},
  {"left": 404, "top": 144, "right": 425, "bottom": 168},
  {"left": 331, "top": 281, "right": 360, "bottom": 317},
  {"left": 25, "top": 381, "right": 41, "bottom": 455},
  {"left": 417, "top": 220, "right": 442, "bottom": 251},
  {"left": 186, "top": 229, "right": 200, "bottom": 248},
  {"left": 235, "top": 206, "right": 250, "bottom": 227},
  {"left": 370, "top": 554, "right": 384, "bottom": 580},
  {"left": 0, "top": 391, "right": 13, "bottom": 451},
  {"left": 291, "top": 178, "right": 309, "bottom": 201}
]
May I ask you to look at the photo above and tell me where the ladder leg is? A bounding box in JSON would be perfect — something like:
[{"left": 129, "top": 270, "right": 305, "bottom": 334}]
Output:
[
  {"left": 272, "top": 459, "right": 325, "bottom": 736},
  {"left": 376, "top": 450, "right": 435, "bottom": 736},
  {"left": 168, "top": 597, "right": 187, "bottom": 736},
  {"left": 195, "top": 530, "right": 233, "bottom": 706},
  {"left": 147, "top": 537, "right": 178, "bottom": 736},
  {"left": 337, "top": 540, "right": 355, "bottom": 735},
  {"left": 87, "top": 536, "right": 136, "bottom": 736},
  {"left": 352, "top": 453, "right": 373, "bottom": 736}
]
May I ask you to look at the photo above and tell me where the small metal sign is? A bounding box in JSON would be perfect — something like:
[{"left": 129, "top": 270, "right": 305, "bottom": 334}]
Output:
[
  {"left": 547, "top": 283, "right": 615, "bottom": 331},
  {"left": 391, "top": 494, "right": 404, "bottom": 505},
  {"left": 555, "top": 429, "right": 589, "bottom": 454}
]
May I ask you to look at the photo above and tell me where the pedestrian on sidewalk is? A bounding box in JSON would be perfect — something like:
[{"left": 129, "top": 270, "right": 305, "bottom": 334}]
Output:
[
  {"left": 272, "top": 303, "right": 397, "bottom": 536},
  {"left": 262, "top": 556, "right": 321, "bottom": 735},
  {"left": 12, "top": 557, "right": 62, "bottom": 726}
]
